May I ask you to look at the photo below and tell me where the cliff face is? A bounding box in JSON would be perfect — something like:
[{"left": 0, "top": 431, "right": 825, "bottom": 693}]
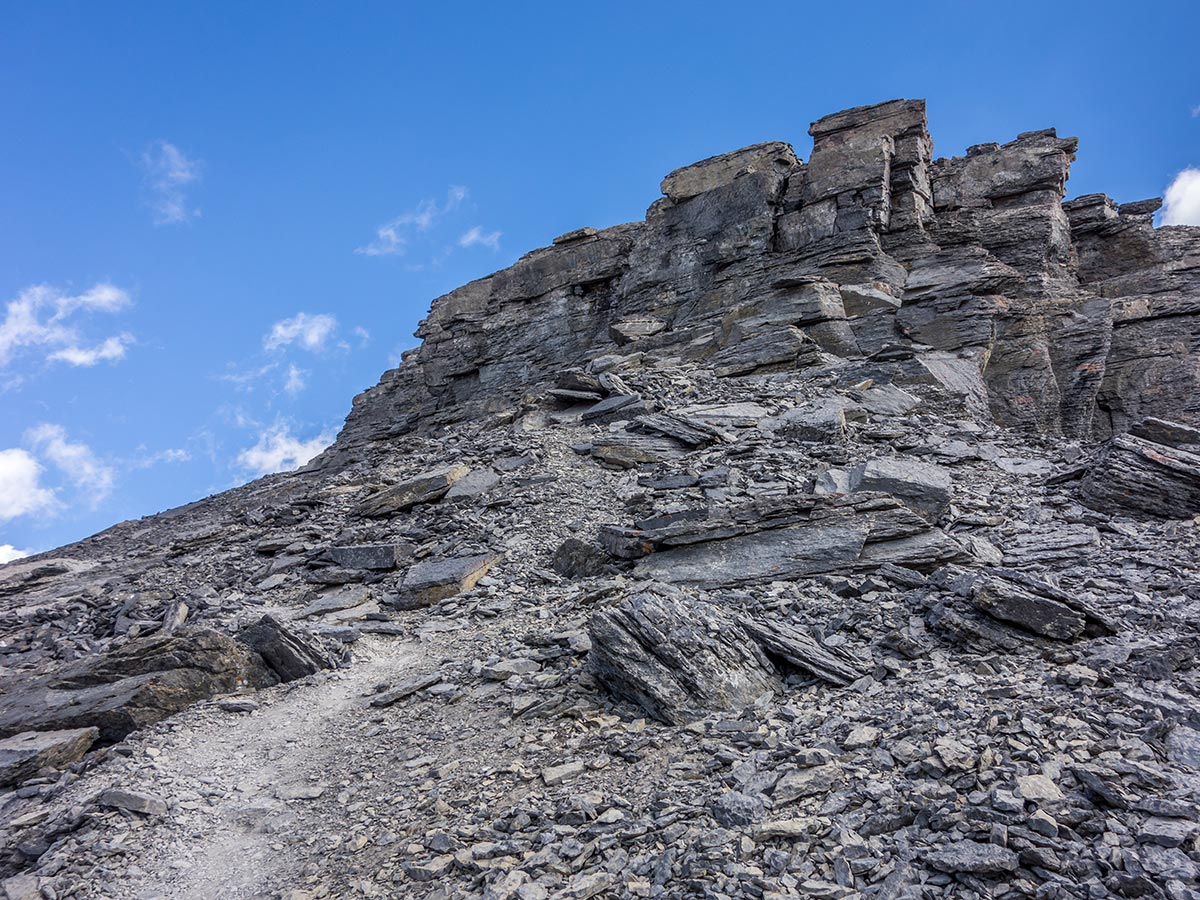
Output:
[{"left": 333, "top": 99, "right": 1199, "bottom": 454}]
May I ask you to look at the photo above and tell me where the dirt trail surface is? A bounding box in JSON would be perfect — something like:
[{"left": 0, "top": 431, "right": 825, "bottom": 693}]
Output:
[{"left": 74, "top": 639, "right": 430, "bottom": 900}]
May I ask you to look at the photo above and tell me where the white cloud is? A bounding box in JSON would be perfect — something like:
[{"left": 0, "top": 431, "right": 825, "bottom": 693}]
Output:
[
  {"left": 1162, "top": 169, "right": 1200, "bottom": 226},
  {"left": 353, "top": 326, "right": 371, "bottom": 346},
  {"left": 132, "top": 447, "right": 191, "bottom": 469},
  {"left": 1192, "top": 105, "right": 1200, "bottom": 118},
  {"left": 142, "top": 140, "right": 201, "bottom": 225},
  {"left": 0, "top": 283, "right": 133, "bottom": 372},
  {"left": 0, "top": 544, "right": 33, "bottom": 565},
  {"left": 0, "top": 448, "right": 56, "bottom": 522},
  {"left": 26, "top": 424, "right": 114, "bottom": 508},
  {"left": 284, "top": 363, "right": 307, "bottom": 395},
  {"left": 236, "top": 424, "right": 333, "bottom": 476},
  {"left": 459, "top": 226, "right": 502, "bottom": 250},
  {"left": 264, "top": 313, "right": 338, "bottom": 352},
  {"left": 47, "top": 333, "right": 134, "bottom": 366},
  {"left": 217, "top": 361, "right": 278, "bottom": 390},
  {"left": 356, "top": 185, "right": 469, "bottom": 256}
]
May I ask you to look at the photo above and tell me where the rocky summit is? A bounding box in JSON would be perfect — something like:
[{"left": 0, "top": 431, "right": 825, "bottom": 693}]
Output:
[{"left": 3, "top": 99, "right": 1200, "bottom": 900}]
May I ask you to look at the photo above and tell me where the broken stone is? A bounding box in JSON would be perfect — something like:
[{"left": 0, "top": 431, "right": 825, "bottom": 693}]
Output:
[
  {"left": 588, "top": 589, "right": 777, "bottom": 725},
  {"left": 0, "top": 727, "right": 99, "bottom": 787},
  {"left": 1080, "top": 430, "right": 1200, "bottom": 519},
  {"left": 848, "top": 457, "right": 953, "bottom": 522},
  {"left": 541, "top": 760, "right": 585, "bottom": 786},
  {"left": 238, "top": 615, "right": 336, "bottom": 682},
  {"left": 98, "top": 788, "right": 169, "bottom": 817},
  {"left": 0, "top": 628, "right": 276, "bottom": 745},
  {"left": 926, "top": 841, "right": 1019, "bottom": 875},
  {"left": 356, "top": 464, "right": 470, "bottom": 517},
  {"left": 399, "top": 554, "right": 498, "bottom": 606}
]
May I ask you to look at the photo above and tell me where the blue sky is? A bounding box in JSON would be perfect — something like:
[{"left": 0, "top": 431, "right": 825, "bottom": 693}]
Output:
[{"left": 2, "top": 0, "right": 1198, "bottom": 560}]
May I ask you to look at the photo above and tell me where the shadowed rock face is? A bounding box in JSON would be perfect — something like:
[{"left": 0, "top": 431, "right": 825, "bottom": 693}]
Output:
[{"left": 328, "top": 99, "right": 1198, "bottom": 458}]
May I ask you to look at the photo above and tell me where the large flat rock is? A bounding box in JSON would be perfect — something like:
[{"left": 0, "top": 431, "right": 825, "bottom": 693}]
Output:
[
  {"left": 0, "top": 727, "right": 99, "bottom": 787},
  {"left": 0, "top": 629, "right": 276, "bottom": 745}
]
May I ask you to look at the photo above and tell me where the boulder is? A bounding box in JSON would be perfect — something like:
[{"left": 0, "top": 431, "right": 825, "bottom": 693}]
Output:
[
  {"left": 298, "top": 585, "right": 373, "bottom": 618},
  {"left": 609, "top": 317, "right": 667, "bottom": 345},
  {"left": 98, "top": 788, "right": 169, "bottom": 817},
  {"left": 618, "top": 493, "right": 965, "bottom": 587},
  {"left": 356, "top": 464, "right": 469, "bottom": 517},
  {"left": 0, "top": 628, "right": 276, "bottom": 745},
  {"left": 848, "top": 457, "right": 953, "bottom": 522},
  {"left": 326, "top": 544, "right": 399, "bottom": 570},
  {"left": 398, "top": 554, "right": 498, "bottom": 607},
  {"left": 444, "top": 468, "right": 501, "bottom": 500},
  {"left": 0, "top": 727, "right": 99, "bottom": 787},
  {"left": 762, "top": 398, "right": 856, "bottom": 442},
  {"left": 588, "top": 590, "right": 778, "bottom": 725},
  {"left": 971, "top": 578, "right": 1086, "bottom": 641},
  {"left": 1080, "top": 430, "right": 1200, "bottom": 519},
  {"left": 927, "top": 841, "right": 1019, "bottom": 875},
  {"left": 238, "top": 615, "right": 336, "bottom": 682},
  {"left": 550, "top": 538, "right": 611, "bottom": 579}
]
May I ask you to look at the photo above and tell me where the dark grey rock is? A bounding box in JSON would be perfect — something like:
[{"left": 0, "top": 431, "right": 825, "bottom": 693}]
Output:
[
  {"left": 0, "top": 629, "right": 276, "bottom": 745},
  {"left": 98, "top": 788, "right": 168, "bottom": 817},
  {"left": 588, "top": 589, "right": 778, "bottom": 725},
  {"left": 326, "top": 545, "right": 399, "bottom": 570},
  {"left": 356, "top": 465, "right": 470, "bottom": 517},
  {"left": 1081, "top": 431, "right": 1200, "bottom": 519},
  {"left": 849, "top": 457, "right": 953, "bottom": 522},
  {"left": 710, "top": 790, "right": 765, "bottom": 827},
  {"left": 0, "top": 727, "right": 99, "bottom": 787},
  {"left": 550, "top": 538, "right": 610, "bottom": 579},
  {"left": 238, "top": 615, "right": 336, "bottom": 682},
  {"left": 926, "top": 841, "right": 1019, "bottom": 875},
  {"left": 399, "top": 554, "right": 498, "bottom": 606}
]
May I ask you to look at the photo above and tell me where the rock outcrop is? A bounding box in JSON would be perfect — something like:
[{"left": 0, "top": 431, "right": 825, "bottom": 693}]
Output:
[{"left": 330, "top": 99, "right": 1199, "bottom": 458}]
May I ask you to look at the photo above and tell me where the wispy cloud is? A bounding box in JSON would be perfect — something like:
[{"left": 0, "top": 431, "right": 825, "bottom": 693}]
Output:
[
  {"left": 284, "top": 363, "right": 306, "bottom": 395},
  {"left": 1192, "top": 105, "right": 1200, "bottom": 118},
  {"left": 236, "top": 423, "right": 334, "bottom": 476},
  {"left": 26, "top": 424, "right": 114, "bottom": 509},
  {"left": 47, "top": 333, "right": 134, "bottom": 366},
  {"left": 0, "top": 283, "right": 133, "bottom": 376},
  {"left": 131, "top": 447, "right": 192, "bottom": 469},
  {"left": 459, "top": 226, "right": 502, "bottom": 250},
  {"left": 217, "top": 361, "right": 278, "bottom": 390},
  {"left": 264, "top": 312, "right": 338, "bottom": 352},
  {"left": 356, "top": 186, "right": 469, "bottom": 256},
  {"left": 0, "top": 448, "right": 56, "bottom": 522},
  {"left": 141, "top": 140, "right": 202, "bottom": 225},
  {"left": 1162, "top": 168, "right": 1200, "bottom": 226}
]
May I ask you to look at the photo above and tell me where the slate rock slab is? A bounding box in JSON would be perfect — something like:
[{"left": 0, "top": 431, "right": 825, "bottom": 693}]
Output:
[
  {"left": 849, "top": 456, "right": 953, "bottom": 522},
  {"left": 927, "top": 841, "right": 1019, "bottom": 875},
  {"left": 99, "top": 788, "right": 168, "bottom": 817},
  {"left": 1081, "top": 430, "right": 1200, "bottom": 519},
  {"left": 0, "top": 628, "right": 276, "bottom": 745},
  {"left": 298, "top": 585, "right": 372, "bottom": 618},
  {"left": 0, "top": 727, "right": 99, "bottom": 787},
  {"left": 326, "top": 544, "right": 399, "bottom": 570},
  {"left": 356, "top": 464, "right": 470, "bottom": 517},
  {"left": 398, "top": 554, "right": 498, "bottom": 607},
  {"left": 588, "top": 589, "right": 778, "bottom": 725},
  {"left": 238, "top": 615, "right": 336, "bottom": 682}
]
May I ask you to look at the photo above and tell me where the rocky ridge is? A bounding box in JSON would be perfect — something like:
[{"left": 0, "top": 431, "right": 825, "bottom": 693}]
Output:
[{"left": 2, "top": 99, "right": 1200, "bottom": 900}]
